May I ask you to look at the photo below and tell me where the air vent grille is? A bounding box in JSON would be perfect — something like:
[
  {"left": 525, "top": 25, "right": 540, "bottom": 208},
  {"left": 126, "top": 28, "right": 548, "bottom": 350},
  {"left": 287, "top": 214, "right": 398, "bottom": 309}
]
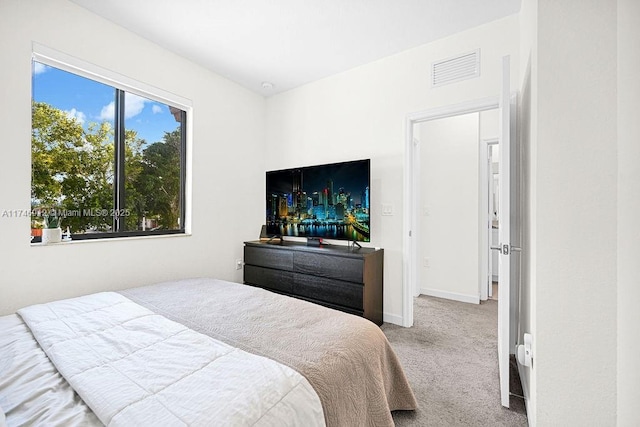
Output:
[{"left": 432, "top": 49, "right": 480, "bottom": 87}]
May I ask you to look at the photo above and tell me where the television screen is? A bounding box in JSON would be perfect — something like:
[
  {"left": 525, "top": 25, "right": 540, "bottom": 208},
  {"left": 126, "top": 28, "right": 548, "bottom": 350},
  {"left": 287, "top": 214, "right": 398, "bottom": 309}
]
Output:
[{"left": 266, "top": 159, "right": 370, "bottom": 242}]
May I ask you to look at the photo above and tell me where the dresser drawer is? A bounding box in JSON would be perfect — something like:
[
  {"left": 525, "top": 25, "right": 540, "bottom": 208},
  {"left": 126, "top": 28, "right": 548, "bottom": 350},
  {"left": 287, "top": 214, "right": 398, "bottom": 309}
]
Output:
[
  {"left": 295, "top": 296, "right": 364, "bottom": 317},
  {"left": 293, "top": 252, "right": 363, "bottom": 283},
  {"left": 245, "top": 246, "right": 293, "bottom": 271},
  {"left": 243, "top": 242, "right": 383, "bottom": 325},
  {"left": 244, "top": 265, "right": 293, "bottom": 293},
  {"left": 293, "top": 273, "right": 363, "bottom": 310}
]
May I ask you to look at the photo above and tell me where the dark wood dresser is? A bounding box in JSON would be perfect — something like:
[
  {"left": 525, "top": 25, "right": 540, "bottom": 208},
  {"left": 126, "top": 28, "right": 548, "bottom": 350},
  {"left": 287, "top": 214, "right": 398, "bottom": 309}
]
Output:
[{"left": 243, "top": 241, "right": 384, "bottom": 325}]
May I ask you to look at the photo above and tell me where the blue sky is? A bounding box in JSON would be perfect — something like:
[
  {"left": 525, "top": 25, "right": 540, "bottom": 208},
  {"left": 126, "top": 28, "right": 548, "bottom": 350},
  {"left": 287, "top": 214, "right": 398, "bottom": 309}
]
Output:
[{"left": 32, "top": 62, "right": 179, "bottom": 145}]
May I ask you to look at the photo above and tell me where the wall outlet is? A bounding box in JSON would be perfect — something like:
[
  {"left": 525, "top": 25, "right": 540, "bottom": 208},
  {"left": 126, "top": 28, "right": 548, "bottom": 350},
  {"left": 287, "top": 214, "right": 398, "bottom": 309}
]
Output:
[
  {"left": 382, "top": 204, "right": 394, "bottom": 216},
  {"left": 235, "top": 259, "right": 243, "bottom": 270}
]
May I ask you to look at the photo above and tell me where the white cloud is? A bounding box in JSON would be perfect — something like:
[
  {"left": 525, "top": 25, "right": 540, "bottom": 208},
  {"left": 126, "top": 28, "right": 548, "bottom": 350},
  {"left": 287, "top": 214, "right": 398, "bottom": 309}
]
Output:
[
  {"left": 151, "top": 104, "right": 163, "bottom": 114},
  {"left": 33, "top": 62, "right": 49, "bottom": 75},
  {"left": 65, "top": 108, "right": 86, "bottom": 125},
  {"left": 98, "top": 93, "right": 150, "bottom": 121},
  {"left": 99, "top": 101, "right": 115, "bottom": 121},
  {"left": 125, "top": 93, "right": 147, "bottom": 119}
]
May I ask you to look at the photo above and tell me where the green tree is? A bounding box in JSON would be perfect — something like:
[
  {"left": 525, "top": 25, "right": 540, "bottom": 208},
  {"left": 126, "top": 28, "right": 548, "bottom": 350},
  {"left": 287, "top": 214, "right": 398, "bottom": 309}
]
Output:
[
  {"left": 31, "top": 101, "right": 113, "bottom": 232},
  {"left": 131, "top": 129, "right": 182, "bottom": 230},
  {"left": 123, "top": 129, "right": 145, "bottom": 231},
  {"left": 32, "top": 101, "right": 182, "bottom": 234}
]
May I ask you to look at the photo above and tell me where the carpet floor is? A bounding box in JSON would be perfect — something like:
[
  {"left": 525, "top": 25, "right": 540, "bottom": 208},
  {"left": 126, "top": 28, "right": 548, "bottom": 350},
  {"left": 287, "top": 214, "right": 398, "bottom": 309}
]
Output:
[{"left": 382, "top": 296, "right": 528, "bottom": 426}]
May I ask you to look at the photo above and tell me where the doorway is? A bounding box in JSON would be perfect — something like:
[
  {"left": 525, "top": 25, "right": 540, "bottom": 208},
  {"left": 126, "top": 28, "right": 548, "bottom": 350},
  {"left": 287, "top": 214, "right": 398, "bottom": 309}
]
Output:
[
  {"left": 484, "top": 138, "right": 500, "bottom": 301},
  {"left": 403, "top": 56, "right": 517, "bottom": 408},
  {"left": 402, "top": 96, "right": 500, "bottom": 326},
  {"left": 412, "top": 112, "right": 499, "bottom": 304}
]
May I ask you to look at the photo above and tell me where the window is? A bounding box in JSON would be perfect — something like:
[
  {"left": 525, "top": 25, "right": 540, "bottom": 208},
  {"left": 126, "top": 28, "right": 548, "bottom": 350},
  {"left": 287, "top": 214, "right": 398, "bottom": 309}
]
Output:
[{"left": 31, "top": 54, "right": 188, "bottom": 242}]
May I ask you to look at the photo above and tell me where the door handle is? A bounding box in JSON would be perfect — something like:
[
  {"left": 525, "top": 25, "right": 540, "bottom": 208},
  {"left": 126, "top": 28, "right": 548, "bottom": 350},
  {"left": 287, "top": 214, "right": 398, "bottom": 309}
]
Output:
[{"left": 491, "top": 244, "right": 522, "bottom": 255}]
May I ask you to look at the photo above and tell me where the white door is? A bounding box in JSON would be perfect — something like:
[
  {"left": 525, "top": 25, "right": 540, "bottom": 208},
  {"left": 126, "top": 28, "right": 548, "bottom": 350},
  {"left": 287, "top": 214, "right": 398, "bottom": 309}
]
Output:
[{"left": 498, "top": 55, "right": 512, "bottom": 408}]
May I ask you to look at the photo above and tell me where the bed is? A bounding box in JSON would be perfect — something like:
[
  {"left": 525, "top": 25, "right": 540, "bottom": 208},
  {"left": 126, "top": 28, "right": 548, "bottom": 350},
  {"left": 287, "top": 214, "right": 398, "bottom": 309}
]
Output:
[{"left": 0, "top": 278, "right": 417, "bottom": 426}]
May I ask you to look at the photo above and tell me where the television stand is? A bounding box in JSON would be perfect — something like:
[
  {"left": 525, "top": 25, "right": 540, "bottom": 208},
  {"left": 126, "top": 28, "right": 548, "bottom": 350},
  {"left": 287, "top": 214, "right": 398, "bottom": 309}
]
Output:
[
  {"left": 264, "top": 235, "right": 282, "bottom": 245},
  {"left": 349, "top": 241, "right": 362, "bottom": 250},
  {"left": 259, "top": 225, "right": 282, "bottom": 245},
  {"left": 243, "top": 240, "right": 384, "bottom": 325}
]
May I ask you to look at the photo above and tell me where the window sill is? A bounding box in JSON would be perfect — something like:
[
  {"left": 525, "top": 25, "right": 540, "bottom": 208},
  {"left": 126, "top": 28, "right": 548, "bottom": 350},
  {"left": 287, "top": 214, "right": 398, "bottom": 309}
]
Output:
[{"left": 30, "top": 232, "right": 191, "bottom": 247}]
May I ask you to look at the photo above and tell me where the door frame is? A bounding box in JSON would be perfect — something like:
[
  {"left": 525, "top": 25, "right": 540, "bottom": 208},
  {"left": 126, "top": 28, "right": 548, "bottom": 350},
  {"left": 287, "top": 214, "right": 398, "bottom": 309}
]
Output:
[
  {"left": 480, "top": 137, "right": 499, "bottom": 302},
  {"left": 402, "top": 97, "right": 499, "bottom": 327}
]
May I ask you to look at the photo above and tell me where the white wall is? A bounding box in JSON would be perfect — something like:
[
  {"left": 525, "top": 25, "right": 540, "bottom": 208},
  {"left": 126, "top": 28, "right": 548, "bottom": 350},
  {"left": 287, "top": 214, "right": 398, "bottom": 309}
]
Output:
[
  {"left": 0, "top": 0, "right": 266, "bottom": 315},
  {"left": 480, "top": 109, "right": 500, "bottom": 140},
  {"left": 617, "top": 0, "right": 640, "bottom": 424},
  {"left": 265, "top": 16, "right": 519, "bottom": 322},
  {"left": 417, "top": 113, "right": 480, "bottom": 303},
  {"left": 530, "top": 0, "right": 618, "bottom": 424}
]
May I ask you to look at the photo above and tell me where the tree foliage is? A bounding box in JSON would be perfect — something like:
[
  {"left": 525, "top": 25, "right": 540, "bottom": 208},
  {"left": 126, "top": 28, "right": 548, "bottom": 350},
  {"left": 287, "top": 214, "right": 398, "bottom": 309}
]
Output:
[
  {"left": 130, "top": 129, "right": 182, "bottom": 230},
  {"left": 31, "top": 101, "right": 182, "bottom": 233}
]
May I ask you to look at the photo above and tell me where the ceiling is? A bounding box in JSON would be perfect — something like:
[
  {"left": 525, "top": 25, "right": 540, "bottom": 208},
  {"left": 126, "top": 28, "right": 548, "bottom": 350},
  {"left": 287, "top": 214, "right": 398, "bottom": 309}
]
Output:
[{"left": 70, "top": 0, "right": 521, "bottom": 96}]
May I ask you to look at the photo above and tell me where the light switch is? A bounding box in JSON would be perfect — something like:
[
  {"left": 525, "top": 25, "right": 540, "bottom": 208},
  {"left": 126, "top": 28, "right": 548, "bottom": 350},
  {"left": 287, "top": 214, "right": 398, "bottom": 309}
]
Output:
[{"left": 382, "top": 204, "right": 393, "bottom": 216}]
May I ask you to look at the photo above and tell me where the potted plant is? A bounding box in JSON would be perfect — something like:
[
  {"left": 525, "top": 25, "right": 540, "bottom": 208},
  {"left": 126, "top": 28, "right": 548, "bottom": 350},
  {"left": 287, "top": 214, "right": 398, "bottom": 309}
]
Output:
[
  {"left": 31, "top": 224, "right": 43, "bottom": 238},
  {"left": 41, "top": 214, "right": 62, "bottom": 244}
]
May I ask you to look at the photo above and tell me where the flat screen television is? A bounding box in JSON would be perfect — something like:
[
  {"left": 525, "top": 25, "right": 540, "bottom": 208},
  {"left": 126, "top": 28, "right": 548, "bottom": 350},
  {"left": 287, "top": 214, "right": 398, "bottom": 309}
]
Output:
[{"left": 266, "top": 159, "right": 370, "bottom": 242}]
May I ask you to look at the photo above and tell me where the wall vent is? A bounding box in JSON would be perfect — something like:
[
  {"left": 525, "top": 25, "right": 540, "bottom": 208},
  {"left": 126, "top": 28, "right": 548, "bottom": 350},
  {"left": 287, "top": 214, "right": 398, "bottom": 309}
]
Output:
[{"left": 431, "top": 49, "right": 480, "bottom": 87}]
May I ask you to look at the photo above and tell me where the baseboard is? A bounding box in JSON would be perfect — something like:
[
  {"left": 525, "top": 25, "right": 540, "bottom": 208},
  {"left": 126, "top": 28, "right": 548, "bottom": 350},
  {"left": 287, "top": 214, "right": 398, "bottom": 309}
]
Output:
[
  {"left": 383, "top": 312, "right": 403, "bottom": 326},
  {"left": 517, "top": 357, "right": 534, "bottom": 426},
  {"left": 419, "top": 288, "right": 480, "bottom": 304}
]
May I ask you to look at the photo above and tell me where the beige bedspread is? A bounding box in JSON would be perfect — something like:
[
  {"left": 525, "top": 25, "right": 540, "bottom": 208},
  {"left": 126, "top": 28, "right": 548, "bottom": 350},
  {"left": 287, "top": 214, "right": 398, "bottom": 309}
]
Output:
[{"left": 120, "top": 278, "right": 417, "bottom": 427}]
